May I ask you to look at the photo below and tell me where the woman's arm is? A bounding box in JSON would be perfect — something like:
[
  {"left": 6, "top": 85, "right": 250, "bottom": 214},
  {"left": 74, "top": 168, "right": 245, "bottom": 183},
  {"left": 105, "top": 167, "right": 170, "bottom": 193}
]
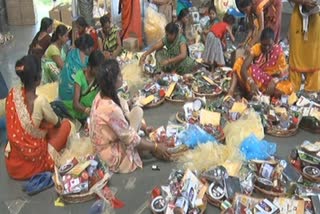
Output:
[
  {"left": 51, "top": 55, "right": 65, "bottom": 69},
  {"left": 163, "top": 43, "right": 188, "bottom": 65},
  {"left": 139, "top": 40, "right": 164, "bottom": 64},
  {"left": 98, "top": 37, "right": 104, "bottom": 52},
  {"left": 226, "top": 26, "right": 236, "bottom": 42},
  {"left": 73, "top": 83, "right": 90, "bottom": 116},
  {"left": 248, "top": 12, "right": 264, "bottom": 46},
  {"left": 112, "top": 32, "right": 122, "bottom": 57}
]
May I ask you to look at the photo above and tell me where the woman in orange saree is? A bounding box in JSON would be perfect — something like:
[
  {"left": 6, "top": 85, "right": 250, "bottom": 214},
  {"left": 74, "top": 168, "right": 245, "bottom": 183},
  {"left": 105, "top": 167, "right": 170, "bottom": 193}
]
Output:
[
  {"left": 5, "top": 55, "right": 71, "bottom": 180},
  {"left": 236, "top": 0, "right": 282, "bottom": 45},
  {"left": 228, "top": 28, "right": 293, "bottom": 97}
]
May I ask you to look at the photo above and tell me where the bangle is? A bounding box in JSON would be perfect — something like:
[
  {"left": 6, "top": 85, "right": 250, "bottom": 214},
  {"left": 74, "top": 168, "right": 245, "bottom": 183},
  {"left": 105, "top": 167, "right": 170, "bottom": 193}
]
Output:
[{"left": 154, "top": 143, "right": 158, "bottom": 152}]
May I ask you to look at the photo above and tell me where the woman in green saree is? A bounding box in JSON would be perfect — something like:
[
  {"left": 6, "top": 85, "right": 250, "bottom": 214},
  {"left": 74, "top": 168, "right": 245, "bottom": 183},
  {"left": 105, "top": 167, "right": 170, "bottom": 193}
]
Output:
[
  {"left": 140, "top": 22, "right": 196, "bottom": 75},
  {"left": 42, "top": 25, "right": 69, "bottom": 83}
]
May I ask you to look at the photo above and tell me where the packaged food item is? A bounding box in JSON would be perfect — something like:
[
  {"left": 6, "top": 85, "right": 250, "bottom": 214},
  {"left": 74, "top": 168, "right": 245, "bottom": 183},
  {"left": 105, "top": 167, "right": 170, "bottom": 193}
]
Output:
[
  {"left": 272, "top": 197, "right": 304, "bottom": 214},
  {"left": 255, "top": 199, "right": 280, "bottom": 214}
]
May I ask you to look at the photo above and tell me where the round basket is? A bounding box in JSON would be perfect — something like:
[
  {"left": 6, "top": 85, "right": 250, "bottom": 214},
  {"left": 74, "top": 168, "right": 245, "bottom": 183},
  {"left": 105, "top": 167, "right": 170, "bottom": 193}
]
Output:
[
  {"left": 143, "top": 97, "right": 166, "bottom": 109},
  {"left": 288, "top": 156, "right": 320, "bottom": 183},
  {"left": 299, "top": 117, "right": 320, "bottom": 134},
  {"left": 254, "top": 185, "right": 286, "bottom": 199},
  {"left": 53, "top": 169, "right": 110, "bottom": 204},
  {"left": 165, "top": 96, "right": 194, "bottom": 103},
  {"left": 265, "top": 126, "right": 299, "bottom": 137},
  {"left": 176, "top": 111, "right": 186, "bottom": 124},
  {"left": 193, "top": 90, "right": 223, "bottom": 98},
  {"left": 206, "top": 193, "right": 222, "bottom": 208}
]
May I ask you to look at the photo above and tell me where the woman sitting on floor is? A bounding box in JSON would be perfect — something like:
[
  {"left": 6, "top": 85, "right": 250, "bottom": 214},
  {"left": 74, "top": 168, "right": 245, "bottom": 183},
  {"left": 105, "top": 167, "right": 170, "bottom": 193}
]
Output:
[
  {"left": 140, "top": 22, "right": 196, "bottom": 75},
  {"left": 63, "top": 50, "right": 104, "bottom": 122},
  {"left": 97, "top": 15, "right": 122, "bottom": 59},
  {"left": 42, "top": 25, "right": 69, "bottom": 83},
  {"left": 75, "top": 16, "right": 99, "bottom": 50},
  {"left": 5, "top": 55, "right": 71, "bottom": 180},
  {"left": 28, "top": 17, "right": 53, "bottom": 59},
  {"left": 57, "top": 35, "right": 94, "bottom": 121},
  {"left": 90, "top": 59, "right": 170, "bottom": 173},
  {"left": 228, "top": 27, "right": 293, "bottom": 97}
]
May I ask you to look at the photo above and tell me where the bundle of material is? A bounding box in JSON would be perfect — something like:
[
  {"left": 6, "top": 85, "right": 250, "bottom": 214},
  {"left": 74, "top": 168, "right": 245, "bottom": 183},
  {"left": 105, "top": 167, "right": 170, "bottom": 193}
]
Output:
[
  {"left": 144, "top": 6, "right": 167, "bottom": 46},
  {"left": 122, "top": 63, "right": 148, "bottom": 95}
]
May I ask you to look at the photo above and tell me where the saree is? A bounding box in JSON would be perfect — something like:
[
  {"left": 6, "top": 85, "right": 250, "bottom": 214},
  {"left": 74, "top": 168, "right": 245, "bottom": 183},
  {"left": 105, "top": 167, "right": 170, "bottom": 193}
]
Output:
[
  {"left": 89, "top": 93, "right": 142, "bottom": 173},
  {"left": 98, "top": 26, "right": 120, "bottom": 53},
  {"left": 63, "top": 70, "right": 99, "bottom": 120},
  {"left": 42, "top": 44, "right": 67, "bottom": 84},
  {"left": 289, "top": 5, "right": 320, "bottom": 92},
  {"left": 155, "top": 34, "right": 196, "bottom": 74},
  {"left": 233, "top": 43, "right": 293, "bottom": 95},
  {"left": 77, "top": 26, "right": 99, "bottom": 50},
  {"left": 59, "top": 48, "right": 88, "bottom": 101},
  {"left": 5, "top": 87, "right": 70, "bottom": 180},
  {"left": 28, "top": 34, "right": 52, "bottom": 59}
]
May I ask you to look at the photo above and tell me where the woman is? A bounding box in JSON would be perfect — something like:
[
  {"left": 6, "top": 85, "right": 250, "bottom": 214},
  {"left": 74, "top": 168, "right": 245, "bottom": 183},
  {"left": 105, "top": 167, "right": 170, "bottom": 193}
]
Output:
[
  {"left": 200, "top": 6, "right": 220, "bottom": 43},
  {"left": 175, "top": 8, "right": 189, "bottom": 38},
  {"left": 28, "top": 17, "right": 53, "bottom": 59},
  {"left": 236, "top": 0, "right": 282, "bottom": 46},
  {"left": 202, "top": 14, "right": 236, "bottom": 70},
  {"left": 90, "top": 59, "right": 170, "bottom": 173},
  {"left": 75, "top": 17, "right": 99, "bottom": 50},
  {"left": 5, "top": 55, "right": 71, "bottom": 180},
  {"left": 140, "top": 22, "right": 196, "bottom": 75},
  {"left": 97, "top": 15, "right": 122, "bottom": 59},
  {"left": 289, "top": 0, "right": 320, "bottom": 92},
  {"left": 177, "top": 0, "right": 192, "bottom": 16},
  {"left": 42, "top": 25, "right": 69, "bottom": 83},
  {"left": 228, "top": 28, "right": 293, "bottom": 97},
  {"left": 63, "top": 50, "right": 104, "bottom": 121},
  {"left": 58, "top": 34, "right": 94, "bottom": 119}
]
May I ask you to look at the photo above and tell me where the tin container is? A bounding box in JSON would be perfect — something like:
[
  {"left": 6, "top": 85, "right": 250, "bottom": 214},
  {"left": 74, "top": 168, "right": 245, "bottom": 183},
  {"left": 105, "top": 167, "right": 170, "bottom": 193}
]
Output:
[{"left": 151, "top": 196, "right": 167, "bottom": 214}]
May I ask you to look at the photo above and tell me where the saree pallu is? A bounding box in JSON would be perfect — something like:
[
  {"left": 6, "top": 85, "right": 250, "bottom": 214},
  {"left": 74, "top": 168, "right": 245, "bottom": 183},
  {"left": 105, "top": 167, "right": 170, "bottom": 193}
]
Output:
[
  {"left": 5, "top": 88, "right": 63, "bottom": 179},
  {"left": 289, "top": 5, "right": 320, "bottom": 92},
  {"left": 42, "top": 48, "right": 67, "bottom": 84},
  {"left": 233, "top": 44, "right": 293, "bottom": 95}
]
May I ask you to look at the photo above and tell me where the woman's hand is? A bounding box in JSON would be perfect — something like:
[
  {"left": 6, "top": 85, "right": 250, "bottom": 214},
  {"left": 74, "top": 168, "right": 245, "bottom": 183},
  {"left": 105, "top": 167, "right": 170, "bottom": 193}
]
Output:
[
  {"left": 153, "top": 143, "right": 171, "bottom": 160},
  {"left": 161, "top": 59, "right": 170, "bottom": 66},
  {"left": 248, "top": 78, "right": 259, "bottom": 95},
  {"left": 265, "top": 80, "right": 276, "bottom": 96},
  {"left": 139, "top": 54, "right": 147, "bottom": 65}
]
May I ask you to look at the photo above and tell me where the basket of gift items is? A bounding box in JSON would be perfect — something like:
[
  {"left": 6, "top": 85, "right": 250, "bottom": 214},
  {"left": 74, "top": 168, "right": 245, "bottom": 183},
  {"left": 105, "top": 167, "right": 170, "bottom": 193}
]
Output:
[
  {"left": 289, "top": 141, "right": 320, "bottom": 183},
  {"left": 138, "top": 80, "right": 167, "bottom": 108},
  {"left": 165, "top": 80, "right": 194, "bottom": 103},
  {"left": 213, "top": 67, "right": 233, "bottom": 93},
  {"left": 175, "top": 100, "right": 225, "bottom": 143},
  {"left": 248, "top": 159, "right": 287, "bottom": 199},
  {"left": 249, "top": 94, "right": 301, "bottom": 137},
  {"left": 53, "top": 154, "right": 112, "bottom": 203},
  {"left": 191, "top": 71, "right": 223, "bottom": 98},
  {"left": 295, "top": 94, "right": 320, "bottom": 133},
  {"left": 150, "top": 169, "right": 208, "bottom": 214}
]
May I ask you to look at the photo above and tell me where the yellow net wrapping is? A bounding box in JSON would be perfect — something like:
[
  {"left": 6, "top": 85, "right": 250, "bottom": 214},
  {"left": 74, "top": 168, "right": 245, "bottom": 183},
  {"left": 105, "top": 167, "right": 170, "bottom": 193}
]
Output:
[{"left": 144, "top": 6, "right": 167, "bottom": 46}]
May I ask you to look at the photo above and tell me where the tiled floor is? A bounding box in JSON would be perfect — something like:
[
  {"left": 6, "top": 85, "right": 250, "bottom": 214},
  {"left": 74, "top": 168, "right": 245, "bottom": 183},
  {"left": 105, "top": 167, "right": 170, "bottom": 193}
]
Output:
[{"left": 1, "top": 3, "right": 319, "bottom": 214}]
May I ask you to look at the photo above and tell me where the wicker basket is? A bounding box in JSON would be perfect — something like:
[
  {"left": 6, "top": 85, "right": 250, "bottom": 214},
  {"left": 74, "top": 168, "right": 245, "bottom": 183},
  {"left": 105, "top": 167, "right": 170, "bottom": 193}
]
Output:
[
  {"left": 254, "top": 185, "right": 286, "bottom": 199},
  {"left": 288, "top": 156, "right": 320, "bottom": 183},
  {"left": 53, "top": 167, "right": 110, "bottom": 203},
  {"left": 193, "top": 90, "right": 223, "bottom": 98},
  {"left": 299, "top": 116, "right": 320, "bottom": 134},
  {"left": 206, "top": 193, "right": 222, "bottom": 208},
  {"left": 143, "top": 97, "right": 166, "bottom": 109},
  {"left": 265, "top": 126, "right": 299, "bottom": 137}
]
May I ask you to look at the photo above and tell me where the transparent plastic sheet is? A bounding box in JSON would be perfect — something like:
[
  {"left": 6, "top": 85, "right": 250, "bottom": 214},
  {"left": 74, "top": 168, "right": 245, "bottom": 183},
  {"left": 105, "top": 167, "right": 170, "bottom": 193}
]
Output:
[
  {"left": 144, "top": 5, "right": 167, "bottom": 47},
  {"left": 4, "top": 198, "right": 28, "bottom": 214},
  {"left": 124, "top": 176, "right": 137, "bottom": 190},
  {"left": 240, "top": 134, "right": 277, "bottom": 160},
  {"left": 223, "top": 109, "right": 265, "bottom": 148}
]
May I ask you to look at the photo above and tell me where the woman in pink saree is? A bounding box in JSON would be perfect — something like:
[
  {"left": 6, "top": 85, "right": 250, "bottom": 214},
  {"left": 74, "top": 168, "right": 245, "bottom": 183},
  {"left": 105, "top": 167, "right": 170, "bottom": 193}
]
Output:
[{"left": 89, "top": 59, "right": 170, "bottom": 173}]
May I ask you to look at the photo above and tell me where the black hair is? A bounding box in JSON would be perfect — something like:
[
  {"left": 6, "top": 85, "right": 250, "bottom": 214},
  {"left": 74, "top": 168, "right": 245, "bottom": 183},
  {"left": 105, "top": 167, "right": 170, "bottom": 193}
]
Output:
[
  {"left": 236, "top": 0, "right": 252, "bottom": 11},
  {"left": 208, "top": 6, "right": 217, "bottom": 13},
  {"left": 223, "top": 14, "right": 236, "bottom": 25},
  {"left": 88, "top": 50, "right": 105, "bottom": 68},
  {"left": 100, "top": 15, "right": 110, "bottom": 27},
  {"left": 261, "top": 27, "right": 275, "bottom": 41},
  {"left": 51, "top": 24, "right": 68, "bottom": 43},
  {"left": 76, "top": 16, "right": 88, "bottom": 28},
  {"left": 29, "top": 17, "right": 53, "bottom": 50},
  {"left": 96, "top": 59, "right": 121, "bottom": 106},
  {"left": 75, "top": 34, "right": 94, "bottom": 52},
  {"left": 165, "top": 22, "right": 179, "bottom": 35},
  {"left": 15, "top": 55, "right": 42, "bottom": 90},
  {"left": 178, "top": 8, "right": 189, "bottom": 21}
]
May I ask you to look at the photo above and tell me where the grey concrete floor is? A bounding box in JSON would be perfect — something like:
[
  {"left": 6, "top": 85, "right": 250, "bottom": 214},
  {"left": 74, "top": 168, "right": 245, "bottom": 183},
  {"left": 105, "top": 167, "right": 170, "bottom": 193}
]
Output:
[{"left": 0, "top": 3, "right": 319, "bottom": 214}]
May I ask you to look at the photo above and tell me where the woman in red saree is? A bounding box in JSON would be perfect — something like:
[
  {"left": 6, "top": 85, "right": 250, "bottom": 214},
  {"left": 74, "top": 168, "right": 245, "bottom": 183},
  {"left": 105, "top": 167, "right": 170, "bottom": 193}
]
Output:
[
  {"left": 228, "top": 28, "right": 293, "bottom": 97},
  {"left": 5, "top": 55, "right": 71, "bottom": 180},
  {"left": 236, "top": 0, "right": 282, "bottom": 46}
]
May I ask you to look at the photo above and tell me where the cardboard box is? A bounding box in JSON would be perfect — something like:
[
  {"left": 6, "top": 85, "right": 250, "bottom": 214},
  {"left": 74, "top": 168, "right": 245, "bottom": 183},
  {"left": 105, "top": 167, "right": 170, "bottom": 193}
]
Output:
[
  {"left": 49, "top": 7, "right": 61, "bottom": 22},
  {"left": 21, "top": 6, "right": 38, "bottom": 25},
  {"left": 5, "top": 0, "right": 20, "bottom": 8},
  {"left": 123, "top": 37, "right": 139, "bottom": 52},
  {"left": 6, "top": 0, "right": 38, "bottom": 26},
  {"left": 6, "top": 6, "right": 22, "bottom": 26},
  {"left": 60, "top": 4, "right": 73, "bottom": 26}
]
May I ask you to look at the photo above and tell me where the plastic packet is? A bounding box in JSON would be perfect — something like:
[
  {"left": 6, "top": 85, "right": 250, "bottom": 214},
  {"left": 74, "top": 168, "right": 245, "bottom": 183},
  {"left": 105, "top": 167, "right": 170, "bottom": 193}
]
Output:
[
  {"left": 5, "top": 198, "right": 28, "bottom": 214},
  {"left": 240, "top": 134, "right": 276, "bottom": 160},
  {"left": 124, "top": 177, "right": 137, "bottom": 190}
]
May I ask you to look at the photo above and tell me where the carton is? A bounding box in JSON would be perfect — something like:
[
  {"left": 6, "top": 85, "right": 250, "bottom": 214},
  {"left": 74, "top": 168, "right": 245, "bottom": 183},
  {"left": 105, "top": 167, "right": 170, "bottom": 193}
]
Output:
[
  {"left": 60, "top": 4, "right": 73, "bottom": 27},
  {"left": 123, "top": 37, "right": 139, "bottom": 52},
  {"left": 49, "top": 6, "right": 61, "bottom": 22}
]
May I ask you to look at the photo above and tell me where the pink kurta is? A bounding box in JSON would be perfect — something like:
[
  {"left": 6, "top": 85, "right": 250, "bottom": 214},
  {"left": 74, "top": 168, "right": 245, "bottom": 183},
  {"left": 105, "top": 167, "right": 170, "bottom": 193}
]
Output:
[{"left": 89, "top": 93, "right": 142, "bottom": 173}]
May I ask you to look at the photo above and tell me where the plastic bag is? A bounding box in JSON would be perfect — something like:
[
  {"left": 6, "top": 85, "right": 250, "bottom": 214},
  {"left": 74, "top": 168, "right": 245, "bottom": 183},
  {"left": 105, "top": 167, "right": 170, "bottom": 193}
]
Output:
[
  {"left": 177, "top": 124, "right": 216, "bottom": 149},
  {"left": 5, "top": 198, "right": 28, "bottom": 214},
  {"left": 223, "top": 109, "right": 264, "bottom": 147},
  {"left": 144, "top": 5, "right": 167, "bottom": 46},
  {"left": 240, "top": 134, "right": 277, "bottom": 160}
]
